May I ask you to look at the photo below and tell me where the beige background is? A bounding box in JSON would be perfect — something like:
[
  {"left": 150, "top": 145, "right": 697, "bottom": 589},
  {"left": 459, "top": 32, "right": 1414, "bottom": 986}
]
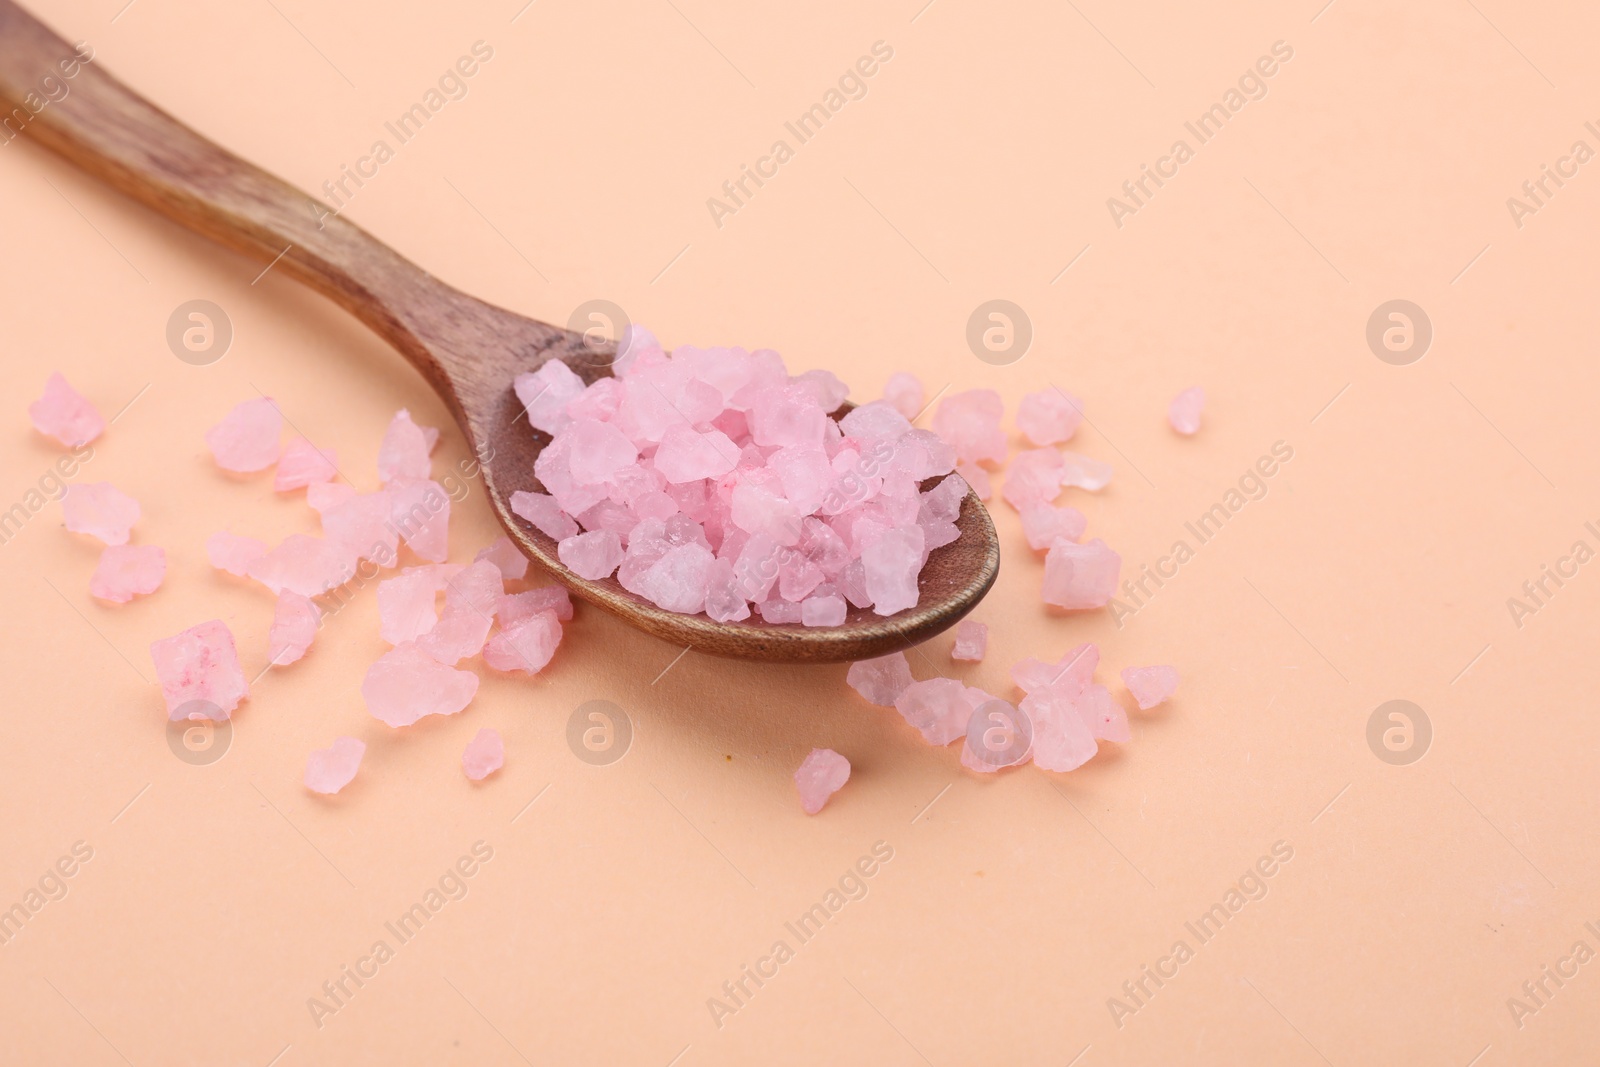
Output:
[{"left": 3, "top": 0, "right": 1599, "bottom": 1063}]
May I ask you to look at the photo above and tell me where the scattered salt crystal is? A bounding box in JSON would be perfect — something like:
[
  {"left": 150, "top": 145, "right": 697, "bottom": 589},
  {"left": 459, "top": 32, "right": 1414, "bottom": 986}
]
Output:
[
  {"left": 1077, "top": 683, "right": 1131, "bottom": 742},
  {"left": 417, "top": 560, "right": 502, "bottom": 665},
  {"left": 306, "top": 481, "right": 357, "bottom": 512},
  {"left": 1016, "top": 389, "right": 1083, "bottom": 446},
  {"left": 794, "top": 748, "right": 851, "bottom": 815},
  {"left": 1001, "top": 449, "right": 1065, "bottom": 511},
  {"left": 894, "top": 678, "right": 986, "bottom": 745},
  {"left": 377, "top": 567, "right": 445, "bottom": 644},
  {"left": 1022, "top": 687, "right": 1099, "bottom": 772},
  {"left": 510, "top": 490, "right": 579, "bottom": 542},
  {"left": 475, "top": 536, "right": 530, "bottom": 581},
  {"left": 960, "top": 697, "right": 1031, "bottom": 772},
  {"left": 28, "top": 372, "right": 104, "bottom": 447},
  {"left": 951, "top": 619, "right": 987, "bottom": 662},
  {"left": 61, "top": 482, "right": 140, "bottom": 545},
  {"left": 1012, "top": 643, "right": 1099, "bottom": 695},
  {"left": 206, "top": 531, "right": 267, "bottom": 577},
  {"left": 932, "top": 389, "right": 1007, "bottom": 466},
  {"left": 362, "top": 642, "right": 479, "bottom": 727},
  {"left": 205, "top": 397, "right": 282, "bottom": 473},
  {"left": 846, "top": 652, "right": 915, "bottom": 706},
  {"left": 150, "top": 619, "right": 248, "bottom": 720},
  {"left": 558, "top": 530, "right": 624, "bottom": 580},
  {"left": 882, "top": 372, "right": 926, "bottom": 420},
  {"left": 498, "top": 586, "right": 573, "bottom": 624},
  {"left": 462, "top": 728, "right": 505, "bottom": 780},
  {"left": 482, "top": 611, "right": 562, "bottom": 674},
  {"left": 1042, "top": 538, "right": 1121, "bottom": 610},
  {"left": 1122, "top": 664, "right": 1180, "bottom": 709},
  {"left": 1019, "top": 503, "right": 1087, "bottom": 551},
  {"left": 1060, "top": 452, "right": 1113, "bottom": 491},
  {"left": 90, "top": 544, "right": 165, "bottom": 603},
  {"left": 248, "top": 534, "right": 357, "bottom": 597},
  {"left": 268, "top": 591, "right": 320, "bottom": 666},
  {"left": 304, "top": 737, "right": 365, "bottom": 795},
  {"left": 274, "top": 438, "right": 339, "bottom": 491},
  {"left": 956, "top": 461, "right": 991, "bottom": 501},
  {"left": 377, "top": 409, "right": 434, "bottom": 484},
  {"left": 319, "top": 490, "right": 397, "bottom": 564},
  {"left": 388, "top": 480, "right": 451, "bottom": 562},
  {"left": 1168, "top": 387, "right": 1204, "bottom": 435},
  {"left": 800, "top": 594, "right": 846, "bottom": 627}
]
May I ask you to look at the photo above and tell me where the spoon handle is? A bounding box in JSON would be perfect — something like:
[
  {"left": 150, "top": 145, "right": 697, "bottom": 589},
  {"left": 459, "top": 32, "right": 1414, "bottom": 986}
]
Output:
[{"left": 0, "top": 1, "right": 451, "bottom": 380}]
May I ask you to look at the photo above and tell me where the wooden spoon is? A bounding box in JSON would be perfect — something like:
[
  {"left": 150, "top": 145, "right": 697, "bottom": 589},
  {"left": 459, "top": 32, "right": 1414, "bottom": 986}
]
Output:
[{"left": 0, "top": 1, "right": 998, "bottom": 662}]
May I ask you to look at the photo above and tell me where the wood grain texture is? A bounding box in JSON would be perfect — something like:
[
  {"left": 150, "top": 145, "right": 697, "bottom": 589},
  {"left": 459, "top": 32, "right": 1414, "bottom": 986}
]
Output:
[{"left": 0, "top": 0, "right": 999, "bottom": 661}]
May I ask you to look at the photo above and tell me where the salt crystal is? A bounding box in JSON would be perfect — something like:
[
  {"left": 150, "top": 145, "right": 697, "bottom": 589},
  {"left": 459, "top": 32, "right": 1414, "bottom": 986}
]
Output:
[
  {"left": 482, "top": 611, "right": 562, "bottom": 674},
  {"left": 388, "top": 480, "right": 451, "bottom": 562},
  {"left": 377, "top": 409, "right": 434, "bottom": 484},
  {"left": 268, "top": 591, "right": 320, "bottom": 666},
  {"left": 882, "top": 372, "right": 925, "bottom": 420},
  {"left": 304, "top": 737, "right": 365, "bottom": 795},
  {"left": 862, "top": 525, "right": 923, "bottom": 616},
  {"left": 1012, "top": 643, "right": 1099, "bottom": 695},
  {"left": 1016, "top": 389, "right": 1083, "bottom": 446},
  {"left": 960, "top": 697, "right": 1031, "bottom": 772},
  {"left": 1077, "top": 683, "right": 1130, "bottom": 742},
  {"left": 894, "top": 678, "right": 985, "bottom": 745},
  {"left": 951, "top": 619, "right": 987, "bottom": 662},
  {"left": 417, "top": 560, "right": 503, "bottom": 665},
  {"left": 271, "top": 438, "right": 338, "bottom": 491},
  {"left": 150, "top": 620, "right": 248, "bottom": 720},
  {"left": 1122, "top": 664, "right": 1180, "bottom": 709},
  {"left": 800, "top": 594, "right": 846, "bottom": 627},
  {"left": 377, "top": 567, "right": 445, "bottom": 645},
  {"left": 566, "top": 419, "right": 639, "bottom": 486},
  {"left": 319, "top": 490, "right": 397, "bottom": 564},
  {"left": 558, "top": 530, "right": 623, "bottom": 580},
  {"left": 1022, "top": 687, "right": 1098, "bottom": 772},
  {"left": 794, "top": 748, "right": 851, "bottom": 815},
  {"left": 1001, "top": 448, "right": 1065, "bottom": 511},
  {"left": 61, "top": 482, "right": 139, "bottom": 545},
  {"left": 90, "top": 544, "right": 165, "bottom": 603},
  {"left": 248, "top": 534, "right": 357, "bottom": 597},
  {"left": 362, "top": 642, "right": 479, "bottom": 727},
  {"left": 28, "top": 372, "right": 104, "bottom": 447},
  {"left": 851, "top": 652, "right": 915, "bottom": 710},
  {"left": 1168, "top": 387, "right": 1204, "bottom": 435},
  {"left": 932, "top": 390, "right": 1007, "bottom": 466},
  {"left": 510, "top": 490, "right": 580, "bottom": 541},
  {"left": 1060, "top": 452, "right": 1113, "bottom": 491},
  {"left": 462, "top": 728, "right": 505, "bottom": 780},
  {"left": 205, "top": 397, "right": 282, "bottom": 473},
  {"left": 515, "top": 360, "right": 587, "bottom": 435},
  {"left": 1042, "top": 538, "right": 1120, "bottom": 610},
  {"left": 306, "top": 481, "right": 357, "bottom": 512},
  {"left": 758, "top": 598, "right": 802, "bottom": 623},
  {"left": 206, "top": 531, "right": 267, "bottom": 577},
  {"left": 1019, "top": 503, "right": 1087, "bottom": 551},
  {"left": 475, "top": 537, "right": 530, "bottom": 581},
  {"left": 635, "top": 542, "right": 714, "bottom": 614},
  {"left": 957, "top": 461, "right": 991, "bottom": 501},
  {"left": 498, "top": 586, "right": 573, "bottom": 624},
  {"left": 704, "top": 558, "right": 751, "bottom": 623}
]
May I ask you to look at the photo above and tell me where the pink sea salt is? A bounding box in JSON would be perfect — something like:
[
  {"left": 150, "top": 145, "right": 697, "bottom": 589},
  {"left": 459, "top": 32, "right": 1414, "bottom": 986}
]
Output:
[
  {"left": 558, "top": 530, "right": 624, "bottom": 581},
  {"left": 389, "top": 480, "right": 451, "bottom": 562},
  {"left": 61, "top": 482, "right": 140, "bottom": 545},
  {"left": 895, "top": 678, "right": 987, "bottom": 745},
  {"left": 306, "top": 481, "right": 357, "bottom": 512},
  {"left": 273, "top": 438, "right": 338, "bottom": 491},
  {"left": 247, "top": 534, "right": 356, "bottom": 597},
  {"left": 268, "top": 591, "right": 320, "bottom": 666},
  {"left": 28, "top": 372, "right": 104, "bottom": 447},
  {"left": 932, "top": 389, "right": 1007, "bottom": 466},
  {"left": 90, "top": 544, "right": 165, "bottom": 603},
  {"left": 319, "top": 489, "right": 397, "bottom": 564},
  {"left": 1019, "top": 503, "right": 1087, "bottom": 551},
  {"left": 1012, "top": 643, "right": 1099, "bottom": 695},
  {"left": 1016, "top": 389, "right": 1083, "bottom": 446},
  {"left": 1168, "top": 387, "right": 1204, "bottom": 435},
  {"left": 483, "top": 610, "right": 562, "bottom": 674},
  {"left": 1060, "top": 452, "right": 1113, "bottom": 491},
  {"left": 475, "top": 537, "right": 529, "bottom": 581},
  {"left": 794, "top": 748, "right": 851, "bottom": 815},
  {"left": 957, "top": 461, "right": 991, "bottom": 502},
  {"left": 960, "top": 697, "right": 1031, "bottom": 772},
  {"left": 510, "top": 490, "right": 579, "bottom": 542},
  {"left": 377, "top": 566, "right": 446, "bottom": 645},
  {"left": 1122, "top": 664, "right": 1180, "bottom": 709},
  {"left": 800, "top": 594, "right": 846, "bottom": 627},
  {"left": 1001, "top": 448, "right": 1065, "bottom": 511},
  {"left": 206, "top": 531, "right": 267, "bottom": 577},
  {"left": 462, "top": 728, "right": 505, "bottom": 780},
  {"left": 882, "top": 372, "right": 926, "bottom": 420},
  {"left": 362, "top": 642, "right": 479, "bottom": 727},
  {"left": 515, "top": 360, "right": 587, "bottom": 435},
  {"left": 377, "top": 409, "right": 434, "bottom": 484},
  {"left": 205, "top": 397, "right": 282, "bottom": 473},
  {"left": 498, "top": 586, "right": 573, "bottom": 624},
  {"left": 1021, "top": 686, "right": 1099, "bottom": 772},
  {"left": 150, "top": 619, "right": 248, "bottom": 720},
  {"left": 1042, "top": 538, "right": 1120, "bottom": 610},
  {"left": 951, "top": 619, "right": 987, "bottom": 662},
  {"left": 417, "top": 560, "right": 502, "bottom": 665},
  {"left": 304, "top": 737, "right": 365, "bottom": 795},
  {"left": 846, "top": 651, "right": 915, "bottom": 706}
]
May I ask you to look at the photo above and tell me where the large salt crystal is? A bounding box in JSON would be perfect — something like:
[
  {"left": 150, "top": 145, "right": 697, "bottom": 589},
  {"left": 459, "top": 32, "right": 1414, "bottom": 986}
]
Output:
[
  {"left": 704, "top": 559, "right": 752, "bottom": 622},
  {"left": 960, "top": 697, "right": 1031, "bottom": 772},
  {"left": 206, "top": 531, "right": 267, "bottom": 577},
  {"left": 362, "top": 642, "right": 479, "bottom": 727},
  {"left": 800, "top": 594, "right": 846, "bottom": 627},
  {"left": 635, "top": 542, "right": 714, "bottom": 613},
  {"left": 1076, "top": 683, "right": 1131, "bottom": 742},
  {"left": 418, "top": 560, "right": 503, "bottom": 665},
  {"left": 862, "top": 525, "right": 923, "bottom": 616},
  {"left": 304, "top": 737, "right": 365, "bottom": 795},
  {"left": 320, "top": 490, "right": 398, "bottom": 564},
  {"left": 306, "top": 481, "right": 357, "bottom": 513},
  {"left": 462, "top": 728, "right": 505, "bottom": 780},
  {"left": 1002, "top": 449, "right": 1065, "bottom": 511},
  {"left": 932, "top": 390, "right": 1006, "bottom": 466},
  {"left": 1168, "top": 387, "right": 1204, "bottom": 435},
  {"left": 475, "top": 537, "right": 530, "bottom": 581},
  {"left": 274, "top": 438, "right": 338, "bottom": 491},
  {"left": 511, "top": 490, "right": 580, "bottom": 541},
  {"left": 377, "top": 566, "right": 445, "bottom": 644},
  {"left": 1022, "top": 687, "right": 1099, "bottom": 772},
  {"left": 1060, "top": 452, "right": 1113, "bottom": 491},
  {"left": 1122, "top": 664, "right": 1180, "bottom": 709},
  {"left": 483, "top": 611, "right": 562, "bottom": 674},
  {"left": 268, "top": 591, "right": 321, "bottom": 666},
  {"left": 150, "top": 619, "right": 248, "bottom": 721},
  {"left": 389, "top": 480, "right": 451, "bottom": 562},
  {"left": 498, "top": 586, "right": 573, "bottom": 624},
  {"left": 1017, "top": 389, "right": 1083, "bottom": 446},
  {"left": 1020, "top": 503, "right": 1087, "bottom": 551},
  {"left": 1042, "top": 538, "right": 1120, "bottom": 610},
  {"left": 377, "top": 409, "right": 434, "bottom": 484},
  {"left": 894, "top": 678, "right": 986, "bottom": 745},
  {"left": 558, "top": 530, "right": 624, "bottom": 580},
  {"left": 515, "top": 360, "right": 587, "bottom": 435},
  {"left": 61, "top": 482, "right": 140, "bottom": 545},
  {"left": 29, "top": 372, "right": 104, "bottom": 447},
  {"left": 851, "top": 652, "right": 915, "bottom": 710},
  {"left": 90, "top": 544, "right": 165, "bottom": 603},
  {"left": 951, "top": 619, "right": 987, "bottom": 662},
  {"left": 1012, "top": 643, "right": 1099, "bottom": 695},
  {"left": 655, "top": 425, "right": 739, "bottom": 483},
  {"left": 566, "top": 419, "right": 638, "bottom": 486},
  {"left": 205, "top": 397, "right": 282, "bottom": 473},
  {"left": 248, "top": 534, "right": 357, "bottom": 597},
  {"left": 882, "top": 372, "right": 925, "bottom": 420},
  {"left": 794, "top": 748, "right": 851, "bottom": 815}
]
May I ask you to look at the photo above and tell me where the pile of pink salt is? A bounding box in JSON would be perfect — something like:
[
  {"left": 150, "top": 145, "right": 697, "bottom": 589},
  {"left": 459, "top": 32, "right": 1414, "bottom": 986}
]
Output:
[
  {"left": 506, "top": 327, "right": 972, "bottom": 625},
  {"left": 794, "top": 748, "right": 851, "bottom": 814},
  {"left": 305, "top": 737, "right": 366, "bottom": 795},
  {"left": 28, "top": 373, "right": 103, "bottom": 447}
]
